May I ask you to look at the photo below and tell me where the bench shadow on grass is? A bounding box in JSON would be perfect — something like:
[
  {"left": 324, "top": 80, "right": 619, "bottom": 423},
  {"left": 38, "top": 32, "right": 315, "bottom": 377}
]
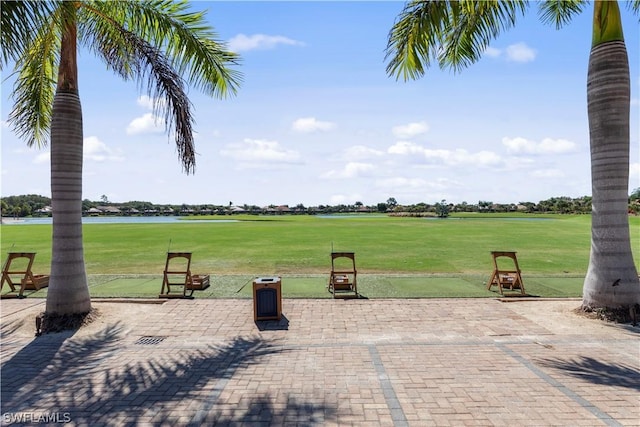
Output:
[
  {"left": 1, "top": 323, "right": 336, "bottom": 425},
  {"left": 536, "top": 356, "right": 640, "bottom": 391}
]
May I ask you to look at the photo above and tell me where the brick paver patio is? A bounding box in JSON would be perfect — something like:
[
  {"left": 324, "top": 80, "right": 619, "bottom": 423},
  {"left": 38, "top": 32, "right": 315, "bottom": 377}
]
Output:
[{"left": 1, "top": 298, "right": 638, "bottom": 426}]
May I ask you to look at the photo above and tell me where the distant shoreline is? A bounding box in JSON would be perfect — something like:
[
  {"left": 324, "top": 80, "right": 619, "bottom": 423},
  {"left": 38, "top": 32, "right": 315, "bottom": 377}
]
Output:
[{"left": 0, "top": 218, "right": 25, "bottom": 224}]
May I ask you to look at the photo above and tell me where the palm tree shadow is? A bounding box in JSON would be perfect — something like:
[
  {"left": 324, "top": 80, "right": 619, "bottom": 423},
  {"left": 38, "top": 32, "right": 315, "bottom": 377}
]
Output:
[
  {"left": 536, "top": 356, "right": 640, "bottom": 391},
  {"left": 218, "top": 395, "right": 333, "bottom": 426},
  {"left": 1, "top": 327, "right": 337, "bottom": 425},
  {"left": 1, "top": 322, "right": 125, "bottom": 413}
]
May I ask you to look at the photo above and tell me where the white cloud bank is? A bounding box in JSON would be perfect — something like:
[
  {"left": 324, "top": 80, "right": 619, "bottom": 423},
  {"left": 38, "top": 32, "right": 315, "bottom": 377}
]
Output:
[
  {"left": 84, "top": 136, "right": 124, "bottom": 162},
  {"left": 502, "top": 137, "right": 577, "bottom": 154},
  {"left": 220, "top": 138, "right": 301, "bottom": 168},
  {"left": 506, "top": 42, "right": 537, "bottom": 62},
  {"left": 292, "top": 117, "right": 336, "bottom": 133},
  {"left": 388, "top": 141, "right": 502, "bottom": 167},
  {"left": 484, "top": 42, "right": 536, "bottom": 63},
  {"left": 126, "top": 113, "right": 164, "bottom": 135},
  {"left": 342, "top": 145, "right": 385, "bottom": 160},
  {"left": 392, "top": 121, "right": 429, "bottom": 139},
  {"left": 228, "top": 34, "right": 305, "bottom": 52},
  {"left": 33, "top": 136, "right": 123, "bottom": 164},
  {"left": 321, "top": 162, "right": 375, "bottom": 179},
  {"left": 126, "top": 96, "right": 166, "bottom": 135}
]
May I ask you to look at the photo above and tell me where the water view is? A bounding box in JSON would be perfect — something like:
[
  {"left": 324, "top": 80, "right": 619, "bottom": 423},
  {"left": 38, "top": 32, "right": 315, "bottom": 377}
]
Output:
[{"left": 0, "top": 216, "right": 238, "bottom": 225}]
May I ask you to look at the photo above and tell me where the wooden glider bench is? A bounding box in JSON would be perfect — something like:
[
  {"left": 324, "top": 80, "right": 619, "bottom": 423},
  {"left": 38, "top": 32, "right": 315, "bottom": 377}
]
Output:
[
  {"left": 159, "top": 252, "right": 210, "bottom": 299},
  {"left": 328, "top": 251, "right": 359, "bottom": 299},
  {"left": 487, "top": 251, "right": 526, "bottom": 295},
  {"left": 1, "top": 252, "right": 49, "bottom": 298}
]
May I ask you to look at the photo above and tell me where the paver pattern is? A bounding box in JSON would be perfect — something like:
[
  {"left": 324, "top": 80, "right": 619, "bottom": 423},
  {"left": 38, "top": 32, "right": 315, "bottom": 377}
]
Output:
[{"left": 1, "top": 298, "right": 638, "bottom": 426}]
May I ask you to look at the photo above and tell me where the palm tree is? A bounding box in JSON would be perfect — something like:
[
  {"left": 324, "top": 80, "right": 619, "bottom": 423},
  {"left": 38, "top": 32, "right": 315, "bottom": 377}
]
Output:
[
  {"left": 1, "top": 1, "right": 241, "bottom": 319},
  {"left": 386, "top": 0, "right": 640, "bottom": 311}
]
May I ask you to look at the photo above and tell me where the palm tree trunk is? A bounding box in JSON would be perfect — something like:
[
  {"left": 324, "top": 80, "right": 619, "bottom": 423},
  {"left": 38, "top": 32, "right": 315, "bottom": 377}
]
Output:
[
  {"left": 45, "top": 12, "right": 91, "bottom": 315},
  {"left": 45, "top": 91, "right": 91, "bottom": 315},
  {"left": 583, "top": 40, "right": 640, "bottom": 309}
]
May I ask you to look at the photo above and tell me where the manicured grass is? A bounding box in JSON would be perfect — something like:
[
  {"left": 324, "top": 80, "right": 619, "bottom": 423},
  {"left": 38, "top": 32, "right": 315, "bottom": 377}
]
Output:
[
  {"left": 14, "top": 274, "right": 584, "bottom": 299},
  {"left": 2, "top": 214, "right": 638, "bottom": 298}
]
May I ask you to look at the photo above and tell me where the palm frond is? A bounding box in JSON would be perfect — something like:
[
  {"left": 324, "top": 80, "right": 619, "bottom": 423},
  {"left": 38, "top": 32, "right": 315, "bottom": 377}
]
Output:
[
  {"left": 627, "top": 0, "right": 640, "bottom": 21},
  {"left": 7, "top": 3, "right": 61, "bottom": 147},
  {"left": 110, "top": 0, "right": 242, "bottom": 98},
  {"left": 73, "top": 0, "right": 244, "bottom": 173},
  {"left": 0, "top": 1, "right": 54, "bottom": 69},
  {"left": 385, "top": 1, "right": 449, "bottom": 81},
  {"left": 118, "top": 31, "right": 196, "bottom": 174},
  {"left": 386, "top": 0, "right": 528, "bottom": 79},
  {"left": 538, "top": 0, "right": 587, "bottom": 29},
  {"left": 78, "top": 7, "right": 196, "bottom": 173},
  {"left": 441, "top": 0, "right": 528, "bottom": 73}
]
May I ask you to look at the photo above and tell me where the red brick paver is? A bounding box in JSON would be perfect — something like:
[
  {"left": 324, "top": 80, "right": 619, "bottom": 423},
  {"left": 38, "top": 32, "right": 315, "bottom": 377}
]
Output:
[{"left": 1, "top": 298, "right": 638, "bottom": 426}]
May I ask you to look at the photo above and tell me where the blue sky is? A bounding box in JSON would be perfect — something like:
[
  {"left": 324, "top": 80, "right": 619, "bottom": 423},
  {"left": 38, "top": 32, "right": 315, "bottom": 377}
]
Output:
[{"left": 2, "top": 1, "right": 639, "bottom": 207}]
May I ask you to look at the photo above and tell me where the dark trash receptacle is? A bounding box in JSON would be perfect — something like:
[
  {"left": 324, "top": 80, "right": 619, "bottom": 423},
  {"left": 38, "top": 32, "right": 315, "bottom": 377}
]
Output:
[{"left": 253, "top": 276, "right": 282, "bottom": 321}]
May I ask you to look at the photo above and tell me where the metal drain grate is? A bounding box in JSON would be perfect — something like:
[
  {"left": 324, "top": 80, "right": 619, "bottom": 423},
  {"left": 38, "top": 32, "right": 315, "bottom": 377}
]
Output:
[{"left": 135, "top": 336, "right": 167, "bottom": 345}]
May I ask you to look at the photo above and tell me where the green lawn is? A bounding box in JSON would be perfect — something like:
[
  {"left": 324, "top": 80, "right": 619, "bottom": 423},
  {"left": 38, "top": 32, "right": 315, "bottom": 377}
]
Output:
[{"left": 2, "top": 214, "right": 638, "bottom": 298}]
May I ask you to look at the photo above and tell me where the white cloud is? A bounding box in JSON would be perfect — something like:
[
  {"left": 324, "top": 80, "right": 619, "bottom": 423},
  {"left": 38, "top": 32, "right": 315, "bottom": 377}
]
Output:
[
  {"left": 483, "top": 47, "right": 501, "bottom": 58},
  {"left": 292, "top": 117, "right": 336, "bottom": 133},
  {"left": 388, "top": 141, "right": 502, "bottom": 167},
  {"left": 84, "top": 136, "right": 124, "bottom": 162},
  {"left": 320, "top": 162, "right": 374, "bottom": 179},
  {"left": 31, "top": 136, "right": 123, "bottom": 164},
  {"left": 484, "top": 42, "right": 536, "bottom": 63},
  {"left": 34, "top": 152, "right": 50, "bottom": 164},
  {"left": 392, "top": 121, "right": 429, "bottom": 139},
  {"left": 342, "top": 145, "right": 384, "bottom": 160},
  {"left": 220, "top": 138, "right": 300, "bottom": 167},
  {"left": 228, "top": 34, "right": 305, "bottom": 52},
  {"left": 126, "top": 113, "right": 164, "bottom": 135},
  {"left": 376, "top": 176, "right": 428, "bottom": 190},
  {"left": 136, "top": 95, "right": 155, "bottom": 110},
  {"left": 387, "top": 141, "right": 426, "bottom": 156},
  {"left": 505, "top": 42, "right": 536, "bottom": 62},
  {"left": 630, "top": 162, "right": 640, "bottom": 178},
  {"left": 502, "top": 137, "right": 577, "bottom": 154},
  {"left": 374, "top": 176, "right": 462, "bottom": 203},
  {"left": 466, "top": 150, "right": 503, "bottom": 166},
  {"left": 531, "top": 169, "right": 565, "bottom": 179},
  {"left": 136, "top": 95, "right": 167, "bottom": 112}
]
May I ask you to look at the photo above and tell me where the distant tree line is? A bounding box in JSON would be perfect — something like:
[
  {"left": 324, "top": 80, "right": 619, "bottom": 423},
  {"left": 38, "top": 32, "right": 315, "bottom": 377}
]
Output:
[{"left": 2, "top": 190, "right": 639, "bottom": 218}]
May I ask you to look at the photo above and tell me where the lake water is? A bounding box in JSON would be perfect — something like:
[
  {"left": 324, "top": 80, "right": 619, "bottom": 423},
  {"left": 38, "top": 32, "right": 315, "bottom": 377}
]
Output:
[
  {"left": 1, "top": 215, "right": 555, "bottom": 225},
  {"left": 1, "top": 216, "right": 238, "bottom": 225}
]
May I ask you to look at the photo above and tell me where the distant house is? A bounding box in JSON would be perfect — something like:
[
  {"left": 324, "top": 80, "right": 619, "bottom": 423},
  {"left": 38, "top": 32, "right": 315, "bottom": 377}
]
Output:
[
  {"left": 97, "top": 206, "right": 122, "bottom": 215},
  {"left": 276, "top": 205, "right": 291, "bottom": 214},
  {"left": 35, "top": 206, "right": 52, "bottom": 216},
  {"left": 86, "top": 207, "right": 102, "bottom": 216}
]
